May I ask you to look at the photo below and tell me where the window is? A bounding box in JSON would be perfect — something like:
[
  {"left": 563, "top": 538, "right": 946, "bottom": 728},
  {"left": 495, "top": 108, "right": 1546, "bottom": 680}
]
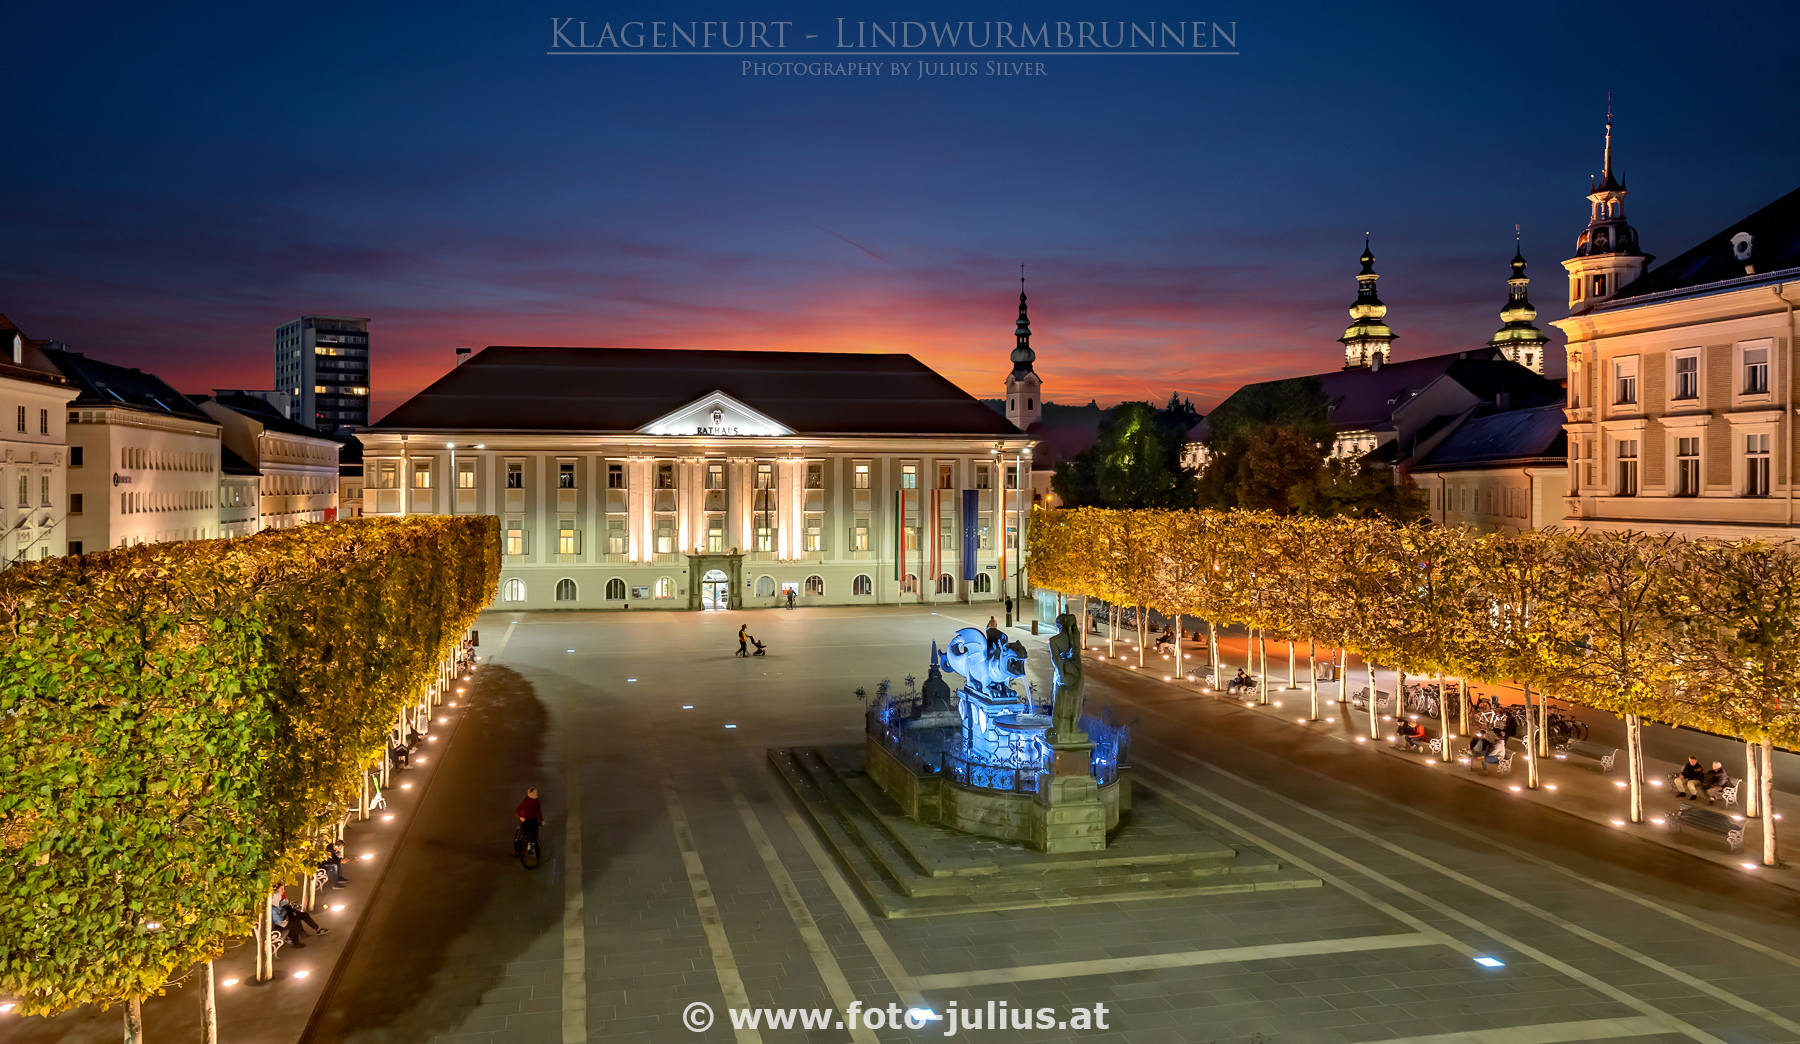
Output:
[
  {"left": 901, "top": 462, "right": 918, "bottom": 489},
  {"left": 755, "top": 462, "right": 773, "bottom": 489},
  {"left": 979, "top": 513, "right": 992, "bottom": 549},
  {"left": 505, "top": 518, "right": 526, "bottom": 556},
  {"left": 1005, "top": 464, "right": 1018, "bottom": 489},
  {"left": 938, "top": 462, "right": 954, "bottom": 489},
  {"left": 1591, "top": 274, "right": 1607, "bottom": 298},
  {"left": 70, "top": 446, "right": 82, "bottom": 467},
  {"left": 506, "top": 462, "right": 524, "bottom": 489},
  {"left": 804, "top": 513, "right": 823, "bottom": 551},
  {"left": 559, "top": 462, "right": 576, "bottom": 489},
  {"left": 937, "top": 573, "right": 954, "bottom": 594},
  {"left": 705, "top": 515, "right": 724, "bottom": 553},
  {"left": 900, "top": 573, "right": 919, "bottom": 594},
  {"left": 608, "top": 463, "right": 626, "bottom": 489},
  {"left": 852, "top": 574, "right": 873, "bottom": 596},
  {"left": 412, "top": 461, "right": 432, "bottom": 488},
  {"left": 656, "top": 577, "right": 674, "bottom": 599},
  {"left": 1615, "top": 439, "right": 1639, "bottom": 496},
  {"left": 805, "top": 462, "right": 823, "bottom": 489},
  {"left": 17, "top": 474, "right": 26, "bottom": 507},
  {"left": 605, "top": 577, "right": 627, "bottom": 600},
  {"left": 1746, "top": 433, "right": 1772, "bottom": 496},
  {"left": 752, "top": 463, "right": 775, "bottom": 551},
  {"left": 558, "top": 518, "right": 580, "bottom": 555},
  {"left": 503, "top": 579, "right": 526, "bottom": 602},
  {"left": 805, "top": 575, "right": 824, "bottom": 596},
  {"left": 607, "top": 517, "right": 627, "bottom": 555},
  {"left": 657, "top": 462, "right": 675, "bottom": 489},
  {"left": 706, "top": 462, "right": 726, "bottom": 489},
  {"left": 976, "top": 464, "right": 991, "bottom": 490},
  {"left": 656, "top": 517, "right": 675, "bottom": 554},
  {"left": 853, "top": 461, "right": 871, "bottom": 489},
  {"left": 38, "top": 409, "right": 47, "bottom": 435},
  {"left": 40, "top": 474, "right": 49, "bottom": 506},
  {"left": 15, "top": 406, "right": 22, "bottom": 432},
  {"left": 852, "top": 517, "right": 870, "bottom": 551},
  {"left": 1674, "top": 355, "right": 1699, "bottom": 400},
  {"left": 973, "top": 573, "right": 992, "bottom": 594},
  {"left": 1612, "top": 359, "right": 1637, "bottom": 405},
  {"left": 755, "top": 575, "right": 776, "bottom": 598},
  {"left": 457, "top": 460, "right": 476, "bottom": 488},
  {"left": 1744, "top": 346, "right": 1770, "bottom": 395},
  {"left": 69, "top": 493, "right": 83, "bottom": 514},
  {"left": 556, "top": 579, "right": 578, "bottom": 602},
  {"left": 69, "top": 541, "right": 82, "bottom": 556},
  {"left": 1676, "top": 437, "right": 1700, "bottom": 496}
]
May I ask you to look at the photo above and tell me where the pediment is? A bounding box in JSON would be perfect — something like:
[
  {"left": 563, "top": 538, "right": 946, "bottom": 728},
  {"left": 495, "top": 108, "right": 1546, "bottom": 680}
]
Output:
[{"left": 637, "top": 391, "right": 794, "bottom": 437}]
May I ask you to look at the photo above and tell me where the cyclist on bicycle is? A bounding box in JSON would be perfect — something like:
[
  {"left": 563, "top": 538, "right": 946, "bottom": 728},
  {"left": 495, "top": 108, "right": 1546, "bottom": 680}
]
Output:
[{"left": 515, "top": 787, "right": 542, "bottom": 852}]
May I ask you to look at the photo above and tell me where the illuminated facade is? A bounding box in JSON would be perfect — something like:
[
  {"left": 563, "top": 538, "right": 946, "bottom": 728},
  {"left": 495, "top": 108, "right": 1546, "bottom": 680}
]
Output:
[
  {"left": 360, "top": 346, "right": 1034, "bottom": 610},
  {"left": 276, "top": 315, "right": 371, "bottom": 434}
]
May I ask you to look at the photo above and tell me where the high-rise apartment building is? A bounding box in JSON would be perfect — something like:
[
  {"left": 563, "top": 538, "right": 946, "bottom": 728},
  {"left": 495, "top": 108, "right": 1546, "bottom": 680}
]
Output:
[{"left": 275, "top": 316, "right": 371, "bottom": 434}]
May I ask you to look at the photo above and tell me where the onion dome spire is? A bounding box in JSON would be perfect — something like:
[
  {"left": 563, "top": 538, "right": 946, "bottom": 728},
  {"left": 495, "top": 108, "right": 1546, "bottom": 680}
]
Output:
[
  {"left": 1340, "top": 236, "right": 1396, "bottom": 369},
  {"left": 1009, "top": 272, "right": 1036, "bottom": 378},
  {"left": 1490, "top": 233, "right": 1550, "bottom": 373}
]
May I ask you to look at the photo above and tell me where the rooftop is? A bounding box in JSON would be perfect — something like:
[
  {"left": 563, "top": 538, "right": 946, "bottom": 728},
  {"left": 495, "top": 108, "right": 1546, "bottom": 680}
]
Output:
[
  {"left": 1602, "top": 183, "right": 1800, "bottom": 307},
  {"left": 44, "top": 348, "right": 215, "bottom": 424},
  {"left": 1412, "top": 403, "right": 1568, "bottom": 470}
]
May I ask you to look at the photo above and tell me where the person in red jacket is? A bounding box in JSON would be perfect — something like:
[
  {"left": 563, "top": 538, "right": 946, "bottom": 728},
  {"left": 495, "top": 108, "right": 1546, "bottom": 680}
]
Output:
[{"left": 515, "top": 787, "right": 542, "bottom": 851}]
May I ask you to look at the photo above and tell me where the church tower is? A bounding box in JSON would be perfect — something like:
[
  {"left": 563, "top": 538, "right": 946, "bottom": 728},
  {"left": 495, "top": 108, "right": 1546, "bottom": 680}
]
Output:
[
  {"left": 1340, "top": 240, "right": 1396, "bottom": 369},
  {"left": 1562, "top": 109, "right": 1651, "bottom": 314},
  {"left": 1004, "top": 278, "right": 1041, "bottom": 430},
  {"left": 1488, "top": 242, "right": 1551, "bottom": 374}
]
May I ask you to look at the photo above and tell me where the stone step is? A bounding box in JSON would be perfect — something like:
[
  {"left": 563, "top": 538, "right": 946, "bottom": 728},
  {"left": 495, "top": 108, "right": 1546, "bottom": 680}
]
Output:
[
  {"left": 766, "top": 748, "right": 912, "bottom": 917},
  {"left": 787, "top": 748, "right": 961, "bottom": 896}
]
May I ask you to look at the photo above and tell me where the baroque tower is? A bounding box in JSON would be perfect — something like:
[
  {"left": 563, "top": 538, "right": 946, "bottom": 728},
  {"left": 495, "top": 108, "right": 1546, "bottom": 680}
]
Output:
[
  {"left": 1488, "top": 242, "right": 1551, "bottom": 374},
  {"left": 1340, "top": 240, "right": 1396, "bottom": 369},
  {"left": 1004, "top": 278, "right": 1041, "bottom": 430},
  {"left": 1562, "top": 108, "right": 1651, "bottom": 314}
]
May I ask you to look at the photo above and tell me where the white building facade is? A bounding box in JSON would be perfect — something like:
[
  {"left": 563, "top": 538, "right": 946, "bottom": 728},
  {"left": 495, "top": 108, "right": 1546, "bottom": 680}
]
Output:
[
  {"left": 360, "top": 346, "right": 1034, "bottom": 610},
  {"left": 0, "top": 318, "right": 79, "bottom": 565}
]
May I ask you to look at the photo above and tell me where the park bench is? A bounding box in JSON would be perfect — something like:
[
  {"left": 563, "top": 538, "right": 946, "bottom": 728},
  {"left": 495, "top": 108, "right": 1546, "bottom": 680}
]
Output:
[
  {"left": 1663, "top": 771, "right": 1740, "bottom": 807},
  {"left": 1664, "top": 804, "right": 1745, "bottom": 852},
  {"left": 1349, "top": 688, "right": 1391, "bottom": 712},
  {"left": 1555, "top": 739, "right": 1618, "bottom": 772}
]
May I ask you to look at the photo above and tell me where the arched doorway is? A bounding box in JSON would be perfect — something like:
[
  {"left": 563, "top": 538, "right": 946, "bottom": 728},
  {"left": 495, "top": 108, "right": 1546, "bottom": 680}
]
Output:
[{"left": 701, "top": 568, "right": 731, "bottom": 610}]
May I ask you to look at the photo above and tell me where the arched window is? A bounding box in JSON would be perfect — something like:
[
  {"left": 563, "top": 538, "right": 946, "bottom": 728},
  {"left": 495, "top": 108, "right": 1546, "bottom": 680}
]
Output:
[
  {"left": 804, "top": 574, "right": 824, "bottom": 596},
  {"left": 853, "top": 574, "right": 872, "bottom": 596},
  {"left": 900, "top": 573, "right": 919, "bottom": 594},
  {"left": 555, "top": 578, "right": 577, "bottom": 602},
  {"left": 755, "top": 575, "right": 776, "bottom": 598},
  {"left": 655, "top": 576, "right": 673, "bottom": 598},
  {"left": 605, "top": 577, "right": 626, "bottom": 600},
  {"left": 503, "top": 578, "right": 526, "bottom": 602},
  {"left": 973, "top": 573, "right": 992, "bottom": 594}
]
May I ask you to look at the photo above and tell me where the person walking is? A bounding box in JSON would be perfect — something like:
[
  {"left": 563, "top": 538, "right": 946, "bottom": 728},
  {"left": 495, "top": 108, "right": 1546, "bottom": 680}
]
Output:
[
  {"left": 786, "top": 588, "right": 796, "bottom": 610},
  {"left": 737, "top": 624, "right": 750, "bottom": 657}
]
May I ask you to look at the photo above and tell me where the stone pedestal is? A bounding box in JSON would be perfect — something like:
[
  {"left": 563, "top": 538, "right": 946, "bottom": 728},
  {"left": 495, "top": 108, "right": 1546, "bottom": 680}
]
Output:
[{"left": 1034, "top": 740, "right": 1106, "bottom": 853}]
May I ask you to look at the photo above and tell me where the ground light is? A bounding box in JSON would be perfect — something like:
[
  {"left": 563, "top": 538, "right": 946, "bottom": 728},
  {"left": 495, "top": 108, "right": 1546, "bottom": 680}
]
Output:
[
  {"left": 682, "top": 704, "right": 694, "bottom": 710},
  {"left": 331, "top": 904, "right": 346, "bottom": 912},
  {"left": 360, "top": 853, "right": 374, "bottom": 861},
  {"left": 725, "top": 724, "right": 738, "bottom": 729},
  {"left": 220, "top": 980, "right": 239, "bottom": 988},
  {"left": 1473, "top": 957, "right": 1505, "bottom": 968},
  {"left": 382, "top": 814, "right": 395, "bottom": 821},
  {"left": 1742, "top": 863, "right": 1759, "bottom": 870},
  {"left": 293, "top": 970, "right": 310, "bottom": 979},
  {"left": 401, "top": 783, "right": 413, "bottom": 789}
]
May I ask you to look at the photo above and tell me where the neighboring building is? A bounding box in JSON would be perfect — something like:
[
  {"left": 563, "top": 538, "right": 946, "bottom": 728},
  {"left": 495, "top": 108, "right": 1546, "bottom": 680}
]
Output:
[
  {"left": 275, "top": 316, "right": 371, "bottom": 434},
  {"left": 1562, "top": 111, "right": 1651, "bottom": 317},
  {"left": 45, "top": 349, "right": 222, "bottom": 553},
  {"left": 233, "top": 389, "right": 294, "bottom": 420},
  {"left": 359, "top": 345, "right": 1033, "bottom": 611},
  {"left": 1488, "top": 246, "right": 1553, "bottom": 374},
  {"left": 1556, "top": 167, "right": 1800, "bottom": 537},
  {"left": 0, "top": 315, "right": 80, "bottom": 565},
  {"left": 336, "top": 435, "right": 365, "bottom": 519},
  {"left": 218, "top": 446, "right": 261, "bottom": 537},
  {"left": 1407, "top": 404, "right": 1569, "bottom": 533},
  {"left": 195, "top": 391, "right": 341, "bottom": 531},
  {"left": 1340, "top": 240, "right": 1397, "bottom": 369}
]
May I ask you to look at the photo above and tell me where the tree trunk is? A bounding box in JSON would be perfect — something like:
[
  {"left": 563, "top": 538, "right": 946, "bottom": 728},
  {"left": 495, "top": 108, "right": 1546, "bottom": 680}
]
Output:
[
  {"left": 124, "top": 996, "right": 142, "bottom": 1044},
  {"left": 1761, "top": 737, "right": 1778, "bottom": 867},
  {"left": 201, "top": 960, "right": 218, "bottom": 1044},
  {"left": 1137, "top": 607, "right": 1146, "bottom": 668},
  {"left": 1108, "top": 604, "right": 1117, "bottom": 659},
  {"left": 1366, "top": 660, "right": 1378, "bottom": 739},
  {"left": 1438, "top": 672, "right": 1452, "bottom": 763},
  {"left": 1746, "top": 741, "right": 1761, "bottom": 818},
  {"left": 1534, "top": 686, "right": 1549, "bottom": 758},
  {"left": 1309, "top": 639, "right": 1319, "bottom": 720},
  {"left": 1458, "top": 678, "right": 1469, "bottom": 737},
  {"left": 1209, "top": 622, "right": 1219, "bottom": 684},
  {"left": 1523, "top": 684, "right": 1539, "bottom": 788},
  {"left": 1624, "top": 712, "right": 1645, "bottom": 824},
  {"left": 1287, "top": 641, "right": 1296, "bottom": 688},
  {"left": 1337, "top": 648, "right": 1349, "bottom": 703},
  {"left": 1258, "top": 632, "right": 1269, "bottom": 704}
]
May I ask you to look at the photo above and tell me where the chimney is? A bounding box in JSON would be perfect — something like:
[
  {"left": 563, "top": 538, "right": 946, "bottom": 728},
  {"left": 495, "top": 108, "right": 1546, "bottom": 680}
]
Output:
[{"left": 455, "top": 347, "right": 471, "bottom": 367}]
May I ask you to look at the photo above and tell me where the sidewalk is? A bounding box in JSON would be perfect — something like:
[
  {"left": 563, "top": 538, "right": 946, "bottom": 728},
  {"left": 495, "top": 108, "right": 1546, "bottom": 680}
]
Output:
[
  {"left": 1042, "top": 621, "right": 1799, "bottom": 893},
  {"left": 4, "top": 669, "right": 478, "bottom": 1044}
]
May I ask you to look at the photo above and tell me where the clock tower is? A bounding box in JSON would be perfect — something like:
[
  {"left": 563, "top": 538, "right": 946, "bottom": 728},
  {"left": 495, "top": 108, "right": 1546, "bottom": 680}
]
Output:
[
  {"left": 1004, "top": 280, "right": 1041, "bottom": 430},
  {"left": 1340, "top": 240, "right": 1397, "bottom": 369},
  {"left": 1562, "top": 109, "right": 1651, "bottom": 315}
]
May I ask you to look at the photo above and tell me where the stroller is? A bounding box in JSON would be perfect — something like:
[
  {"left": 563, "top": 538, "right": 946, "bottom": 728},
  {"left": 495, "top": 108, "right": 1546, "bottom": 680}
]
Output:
[{"left": 750, "top": 636, "right": 767, "bottom": 656}]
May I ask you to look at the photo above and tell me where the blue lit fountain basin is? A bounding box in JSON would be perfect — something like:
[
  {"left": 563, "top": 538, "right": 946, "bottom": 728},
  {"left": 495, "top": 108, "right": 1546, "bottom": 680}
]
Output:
[{"left": 994, "top": 713, "right": 1052, "bottom": 737}]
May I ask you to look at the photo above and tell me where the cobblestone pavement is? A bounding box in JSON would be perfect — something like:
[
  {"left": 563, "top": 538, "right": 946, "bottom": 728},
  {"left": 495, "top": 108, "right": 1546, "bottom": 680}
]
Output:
[{"left": 301, "top": 606, "right": 1800, "bottom": 1044}]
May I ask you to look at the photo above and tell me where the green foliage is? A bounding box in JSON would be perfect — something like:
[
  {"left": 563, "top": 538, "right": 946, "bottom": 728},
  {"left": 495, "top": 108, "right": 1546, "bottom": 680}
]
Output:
[
  {"left": 0, "top": 517, "right": 498, "bottom": 1016},
  {"left": 1051, "top": 401, "right": 1200, "bottom": 509}
]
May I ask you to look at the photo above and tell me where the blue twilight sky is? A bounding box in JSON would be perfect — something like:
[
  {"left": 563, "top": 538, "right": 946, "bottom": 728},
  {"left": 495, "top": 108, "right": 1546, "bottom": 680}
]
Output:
[{"left": 2, "top": 1, "right": 1797, "bottom": 419}]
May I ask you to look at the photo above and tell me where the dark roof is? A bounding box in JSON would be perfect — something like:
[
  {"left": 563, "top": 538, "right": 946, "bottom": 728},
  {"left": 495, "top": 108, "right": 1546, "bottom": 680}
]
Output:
[
  {"left": 0, "top": 314, "right": 77, "bottom": 392},
  {"left": 219, "top": 445, "right": 260, "bottom": 476},
  {"left": 1605, "top": 183, "right": 1800, "bottom": 305},
  {"left": 1412, "top": 404, "right": 1568, "bottom": 469},
  {"left": 43, "top": 348, "right": 216, "bottom": 424},
  {"left": 374, "top": 346, "right": 1022, "bottom": 437},
  {"left": 205, "top": 391, "right": 337, "bottom": 440},
  {"left": 1306, "top": 349, "right": 1503, "bottom": 432}
]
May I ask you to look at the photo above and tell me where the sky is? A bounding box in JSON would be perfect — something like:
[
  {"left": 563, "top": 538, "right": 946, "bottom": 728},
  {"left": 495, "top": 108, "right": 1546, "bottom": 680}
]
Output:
[{"left": 3, "top": 1, "right": 1798, "bottom": 421}]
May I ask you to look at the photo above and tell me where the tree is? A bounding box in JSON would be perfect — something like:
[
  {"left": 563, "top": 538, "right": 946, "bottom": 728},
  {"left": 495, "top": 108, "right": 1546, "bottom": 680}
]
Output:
[
  {"left": 1291, "top": 457, "right": 1429, "bottom": 524},
  {"left": 1465, "top": 529, "right": 1580, "bottom": 787},
  {"left": 1051, "top": 401, "right": 1200, "bottom": 509}
]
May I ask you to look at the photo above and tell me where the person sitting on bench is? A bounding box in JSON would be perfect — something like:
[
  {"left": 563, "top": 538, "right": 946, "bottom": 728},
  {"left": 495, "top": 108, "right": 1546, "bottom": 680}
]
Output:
[
  {"left": 1467, "top": 731, "right": 1503, "bottom": 773},
  {"left": 1676, "top": 756, "right": 1706, "bottom": 799},
  {"left": 1700, "top": 761, "right": 1735, "bottom": 805}
]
